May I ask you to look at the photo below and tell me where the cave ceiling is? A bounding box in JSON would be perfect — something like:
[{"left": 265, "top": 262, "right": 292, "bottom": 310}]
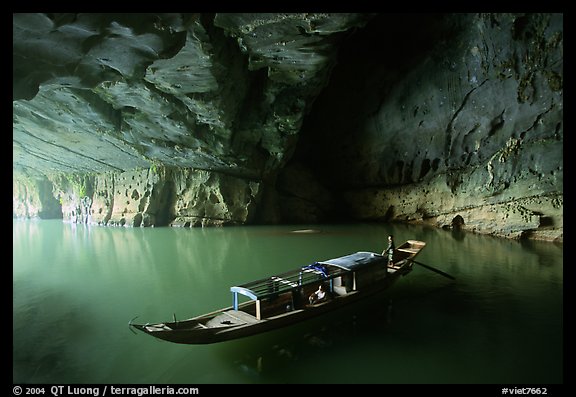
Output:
[{"left": 13, "top": 13, "right": 375, "bottom": 179}]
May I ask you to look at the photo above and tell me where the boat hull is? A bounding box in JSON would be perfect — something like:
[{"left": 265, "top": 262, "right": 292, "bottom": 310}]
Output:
[{"left": 130, "top": 240, "right": 425, "bottom": 344}]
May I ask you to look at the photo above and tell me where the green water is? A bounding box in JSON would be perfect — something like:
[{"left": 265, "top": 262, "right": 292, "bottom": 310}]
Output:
[{"left": 13, "top": 220, "right": 563, "bottom": 384}]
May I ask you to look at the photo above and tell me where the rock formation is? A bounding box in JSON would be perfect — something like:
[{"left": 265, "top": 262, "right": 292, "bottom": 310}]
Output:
[{"left": 13, "top": 13, "right": 563, "bottom": 242}]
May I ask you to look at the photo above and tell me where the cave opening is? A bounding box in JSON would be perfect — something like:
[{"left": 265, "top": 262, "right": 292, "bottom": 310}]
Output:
[
  {"left": 154, "top": 179, "right": 177, "bottom": 227},
  {"left": 452, "top": 215, "right": 465, "bottom": 229}
]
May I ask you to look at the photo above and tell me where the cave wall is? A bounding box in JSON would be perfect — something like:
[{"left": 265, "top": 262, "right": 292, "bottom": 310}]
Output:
[
  {"left": 291, "top": 13, "right": 563, "bottom": 241},
  {"left": 13, "top": 13, "right": 563, "bottom": 242},
  {"left": 13, "top": 167, "right": 260, "bottom": 227},
  {"left": 13, "top": 12, "right": 372, "bottom": 226},
  {"left": 13, "top": 177, "right": 62, "bottom": 220}
]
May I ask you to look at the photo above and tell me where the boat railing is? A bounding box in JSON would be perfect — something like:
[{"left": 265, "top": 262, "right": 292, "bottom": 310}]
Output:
[
  {"left": 229, "top": 249, "right": 417, "bottom": 316},
  {"left": 231, "top": 263, "right": 352, "bottom": 305}
]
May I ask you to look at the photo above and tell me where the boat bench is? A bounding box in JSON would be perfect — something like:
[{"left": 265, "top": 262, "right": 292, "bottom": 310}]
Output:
[
  {"left": 332, "top": 276, "right": 349, "bottom": 296},
  {"left": 205, "top": 310, "right": 258, "bottom": 327},
  {"left": 388, "top": 259, "right": 407, "bottom": 270}
]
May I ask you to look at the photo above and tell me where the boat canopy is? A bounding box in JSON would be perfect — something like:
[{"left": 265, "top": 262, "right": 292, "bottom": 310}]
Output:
[
  {"left": 317, "top": 251, "right": 384, "bottom": 271},
  {"left": 230, "top": 251, "right": 385, "bottom": 309}
]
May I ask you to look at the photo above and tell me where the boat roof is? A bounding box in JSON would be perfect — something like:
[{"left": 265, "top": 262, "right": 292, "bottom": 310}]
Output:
[
  {"left": 230, "top": 251, "right": 384, "bottom": 302},
  {"left": 317, "top": 251, "right": 383, "bottom": 271}
]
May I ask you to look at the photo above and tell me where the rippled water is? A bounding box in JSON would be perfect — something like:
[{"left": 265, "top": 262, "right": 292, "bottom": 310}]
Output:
[{"left": 13, "top": 220, "right": 563, "bottom": 384}]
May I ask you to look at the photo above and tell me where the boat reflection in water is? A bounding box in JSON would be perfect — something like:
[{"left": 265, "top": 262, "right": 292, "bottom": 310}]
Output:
[{"left": 226, "top": 296, "right": 396, "bottom": 381}]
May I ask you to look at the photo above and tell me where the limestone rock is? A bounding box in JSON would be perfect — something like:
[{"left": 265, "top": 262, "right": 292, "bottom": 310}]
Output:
[
  {"left": 12, "top": 13, "right": 563, "bottom": 241},
  {"left": 295, "top": 13, "right": 563, "bottom": 241}
]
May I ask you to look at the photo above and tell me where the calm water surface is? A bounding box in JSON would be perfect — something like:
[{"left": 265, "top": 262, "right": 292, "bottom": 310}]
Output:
[{"left": 13, "top": 220, "right": 563, "bottom": 384}]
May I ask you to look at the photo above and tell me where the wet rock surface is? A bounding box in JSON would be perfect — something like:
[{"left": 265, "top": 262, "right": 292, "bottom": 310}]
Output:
[
  {"left": 294, "top": 13, "right": 563, "bottom": 241},
  {"left": 13, "top": 13, "right": 371, "bottom": 177},
  {"left": 13, "top": 13, "right": 562, "bottom": 241}
]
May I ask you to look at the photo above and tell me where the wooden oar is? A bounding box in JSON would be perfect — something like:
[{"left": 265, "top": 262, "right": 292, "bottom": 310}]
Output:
[{"left": 409, "top": 259, "right": 456, "bottom": 280}]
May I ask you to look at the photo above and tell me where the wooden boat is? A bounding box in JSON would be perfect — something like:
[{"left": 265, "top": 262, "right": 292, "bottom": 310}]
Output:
[{"left": 129, "top": 240, "right": 426, "bottom": 344}]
